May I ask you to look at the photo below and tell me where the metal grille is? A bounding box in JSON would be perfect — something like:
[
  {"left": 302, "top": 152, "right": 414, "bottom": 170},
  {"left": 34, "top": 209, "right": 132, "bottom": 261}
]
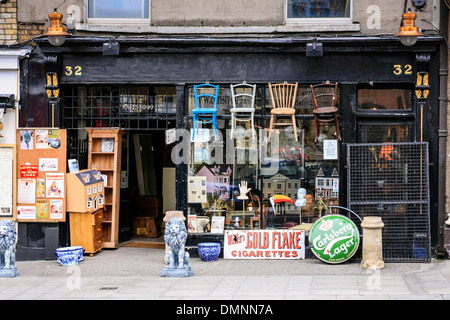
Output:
[
  {"left": 347, "top": 142, "right": 431, "bottom": 262},
  {"left": 67, "top": 131, "right": 88, "bottom": 170},
  {"left": 61, "top": 86, "right": 177, "bottom": 130}
]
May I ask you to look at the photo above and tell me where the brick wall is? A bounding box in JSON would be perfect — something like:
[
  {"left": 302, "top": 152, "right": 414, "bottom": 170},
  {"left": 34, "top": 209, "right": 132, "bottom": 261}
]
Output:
[
  {"left": 1, "top": 0, "right": 46, "bottom": 46},
  {"left": 0, "top": 0, "right": 18, "bottom": 45}
]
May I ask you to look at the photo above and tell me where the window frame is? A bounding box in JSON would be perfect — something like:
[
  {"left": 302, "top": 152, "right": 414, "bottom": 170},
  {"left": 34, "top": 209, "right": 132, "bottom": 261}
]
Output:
[
  {"left": 85, "top": 0, "right": 151, "bottom": 25},
  {"left": 355, "top": 84, "right": 415, "bottom": 118},
  {"left": 285, "top": 0, "right": 353, "bottom": 24}
]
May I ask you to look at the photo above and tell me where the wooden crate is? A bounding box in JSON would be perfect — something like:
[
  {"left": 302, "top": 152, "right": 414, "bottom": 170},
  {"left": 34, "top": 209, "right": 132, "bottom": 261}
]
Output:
[{"left": 133, "top": 217, "right": 161, "bottom": 238}]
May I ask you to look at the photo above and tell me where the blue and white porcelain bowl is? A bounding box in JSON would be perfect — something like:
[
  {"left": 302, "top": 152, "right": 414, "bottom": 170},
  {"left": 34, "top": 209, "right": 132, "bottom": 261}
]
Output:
[
  {"left": 198, "top": 242, "right": 221, "bottom": 262},
  {"left": 55, "top": 246, "right": 85, "bottom": 266},
  {"left": 57, "top": 254, "right": 79, "bottom": 266}
]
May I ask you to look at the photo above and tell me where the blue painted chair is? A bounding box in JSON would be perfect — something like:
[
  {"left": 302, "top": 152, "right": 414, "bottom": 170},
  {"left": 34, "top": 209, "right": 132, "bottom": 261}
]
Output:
[{"left": 192, "top": 83, "right": 219, "bottom": 140}]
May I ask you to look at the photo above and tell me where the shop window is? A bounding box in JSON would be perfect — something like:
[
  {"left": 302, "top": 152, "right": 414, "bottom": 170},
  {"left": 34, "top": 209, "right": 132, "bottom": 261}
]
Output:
[
  {"left": 186, "top": 84, "right": 340, "bottom": 233},
  {"left": 358, "top": 88, "right": 411, "bottom": 111},
  {"left": 286, "top": 0, "right": 352, "bottom": 21},
  {"left": 88, "top": 0, "right": 150, "bottom": 22}
]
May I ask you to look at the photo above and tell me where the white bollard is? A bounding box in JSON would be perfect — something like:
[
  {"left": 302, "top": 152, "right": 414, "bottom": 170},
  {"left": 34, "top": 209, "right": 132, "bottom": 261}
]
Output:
[{"left": 360, "top": 216, "right": 385, "bottom": 270}]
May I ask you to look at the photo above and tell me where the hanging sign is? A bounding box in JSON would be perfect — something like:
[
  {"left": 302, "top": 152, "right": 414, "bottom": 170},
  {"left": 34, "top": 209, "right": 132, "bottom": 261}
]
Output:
[
  {"left": 309, "top": 214, "right": 360, "bottom": 264},
  {"left": 224, "top": 229, "right": 305, "bottom": 259}
]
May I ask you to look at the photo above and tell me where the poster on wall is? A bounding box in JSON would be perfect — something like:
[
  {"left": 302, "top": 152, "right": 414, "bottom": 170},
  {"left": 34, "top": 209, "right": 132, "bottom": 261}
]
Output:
[
  {"left": 36, "top": 199, "right": 49, "bottom": 219},
  {"left": 20, "top": 130, "right": 33, "bottom": 150},
  {"left": 323, "top": 140, "right": 338, "bottom": 160},
  {"left": 36, "top": 179, "right": 45, "bottom": 198},
  {"left": 35, "top": 129, "right": 48, "bottom": 149},
  {"left": 17, "top": 179, "right": 36, "bottom": 204},
  {"left": 49, "top": 199, "right": 64, "bottom": 220},
  {"left": 0, "top": 146, "right": 14, "bottom": 217},
  {"left": 188, "top": 176, "right": 207, "bottom": 203},
  {"left": 48, "top": 130, "right": 61, "bottom": 149},
  {"left": 45, "top": 172, "right": 64, "bottom": 198},
  {"left": 17, "top": 206, "right": 36, "bottom": 220},
  {"left": 39, "top": 158, "right": 58, "bottom": 171},
  {"left": 224, "top": 229, "right": 305, "bottom": 260}
]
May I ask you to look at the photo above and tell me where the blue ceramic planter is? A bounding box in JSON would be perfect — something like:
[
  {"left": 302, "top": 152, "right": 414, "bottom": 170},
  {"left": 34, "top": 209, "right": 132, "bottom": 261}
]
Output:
[
  {"left": 55, "top": 246, "right": 85, "bottom": 266},
  {"left": 198, "top": 242, "right": 221, "bottom": 261}
]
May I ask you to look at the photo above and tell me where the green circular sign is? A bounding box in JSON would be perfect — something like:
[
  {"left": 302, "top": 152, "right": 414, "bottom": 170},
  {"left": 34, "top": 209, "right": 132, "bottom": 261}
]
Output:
[{"left": 309, "top": 214, "right": 360, "bottom": 264}]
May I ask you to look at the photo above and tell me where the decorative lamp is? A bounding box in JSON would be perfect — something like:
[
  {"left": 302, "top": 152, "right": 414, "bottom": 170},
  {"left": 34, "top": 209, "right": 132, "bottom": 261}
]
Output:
[
  {"left": 395, "top": 8, "right": 423, "bottom": 46},
  {"left": 44, "top": 8, "right": 70, "bottom": 46}
]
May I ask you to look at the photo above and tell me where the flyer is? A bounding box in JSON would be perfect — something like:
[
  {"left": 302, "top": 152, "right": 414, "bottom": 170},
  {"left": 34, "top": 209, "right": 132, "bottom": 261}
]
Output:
[
  {"left": 0, "top": 150, "right": 13, "bottom": 217},
  {"left": 49, "top": 199, "right": 63, "bottom": 220},
  {"left": 39, "top": 158, "right": 58, "bottom": 171},
  {"left": 35, "top": 129, "right": 48, "bottom": 149},
  {"left": 36, "top": 199, "right": 49, "bottom": 219},
  {"left": 17, "top": 178, "right": 36, "bottom": 204},
  {"left": 36, "top": 179, "right": 45, "bottom": 198},
  {"left": 46, "top": 172, "right": 64, "bottom": 198},
  {"left": 17, "top": 206, "right": 36, "bottom": 220},
  {"left": 187, "top": 176, "right": 207, "bottom": 203},
  {"left": 48, "top": 130, "right": 61, "bottom": 149},
  {"left": 20, "top": 130, "right": 34, "bottom": 150}
]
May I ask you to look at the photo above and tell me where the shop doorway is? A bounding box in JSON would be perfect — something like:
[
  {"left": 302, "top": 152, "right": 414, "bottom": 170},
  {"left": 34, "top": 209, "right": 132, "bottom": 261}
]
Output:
[{"left": 119, "top": 130, "right": 176, "bottom": 248}]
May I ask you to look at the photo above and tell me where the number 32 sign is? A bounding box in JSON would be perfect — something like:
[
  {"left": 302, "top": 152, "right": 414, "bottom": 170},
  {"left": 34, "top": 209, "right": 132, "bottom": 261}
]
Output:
[{"left": 393, "top": 64, "right": 412, "bottom": 76}]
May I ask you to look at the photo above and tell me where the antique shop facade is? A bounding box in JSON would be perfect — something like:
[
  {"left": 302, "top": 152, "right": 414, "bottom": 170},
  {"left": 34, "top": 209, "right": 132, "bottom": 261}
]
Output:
[{"left": 19, "top": 34, "right": 441, "bottom": 262}]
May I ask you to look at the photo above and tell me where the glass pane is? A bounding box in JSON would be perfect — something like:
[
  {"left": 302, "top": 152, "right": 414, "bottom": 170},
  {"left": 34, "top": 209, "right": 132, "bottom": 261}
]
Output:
[
  {"left": 357, "top": 125, "right": 410, "bottom": 143},
  {"left": 89, "top": 0, "right": 149, "bottom": 18},
  {"left": 358, "top": 89, "right": 411, "bottom": 110},
  {"left": 287, "top": 0, "right": 351, "bottom": 18},
  {"left": 187, "top": 84, "right": 340, "bottom": 233}
]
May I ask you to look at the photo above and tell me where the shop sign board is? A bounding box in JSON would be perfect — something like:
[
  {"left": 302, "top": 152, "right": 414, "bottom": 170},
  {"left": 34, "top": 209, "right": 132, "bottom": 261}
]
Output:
[
  {"left": 224, "top": 229, "right": 305, "bottom": 259},
  {"left": 19, "top": 164, "right": 38, "bottom": 178},
  {"left": 309, "top": 214, "right": 360, "bottom": 264}
]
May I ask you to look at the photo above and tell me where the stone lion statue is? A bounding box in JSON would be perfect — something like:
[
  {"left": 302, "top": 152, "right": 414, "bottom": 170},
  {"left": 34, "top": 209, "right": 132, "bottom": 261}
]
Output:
[
  {"left": 164, "top": 218, "right": 190, "bottom": 270},
  {"left": 0, "top": 219, "right": 17, "bottom": 270}
]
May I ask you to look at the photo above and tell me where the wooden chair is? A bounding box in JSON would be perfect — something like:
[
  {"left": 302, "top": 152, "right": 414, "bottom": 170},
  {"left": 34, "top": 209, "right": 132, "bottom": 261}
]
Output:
[
  {"left": 230, "top": 82, "right": 256, "bottom": 139},
  {"left": 192, "top": 83, "right": 219, "bottom": 140},
  {"left": 268, "top": 82, "right": 298, "bottom": 142},
  {"left": 310, "top": 82, "right": 341, "bottom": 142}
]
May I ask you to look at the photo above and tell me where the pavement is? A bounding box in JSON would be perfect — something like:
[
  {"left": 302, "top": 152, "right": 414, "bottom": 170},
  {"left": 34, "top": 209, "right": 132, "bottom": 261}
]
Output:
[{"left": 2, "top": 246, "right": 450, "bottom": 301}]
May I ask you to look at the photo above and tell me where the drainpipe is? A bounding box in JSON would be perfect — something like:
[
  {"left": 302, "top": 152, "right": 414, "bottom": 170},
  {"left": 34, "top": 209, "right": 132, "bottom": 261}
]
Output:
[{"left": 438, "top": 0, "right": 448, "bottom": 254}]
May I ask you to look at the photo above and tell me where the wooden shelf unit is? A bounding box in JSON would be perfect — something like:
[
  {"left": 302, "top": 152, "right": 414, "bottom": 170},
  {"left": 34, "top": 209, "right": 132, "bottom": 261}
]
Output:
[{"left": 86, "top": 128, "right": 123, "bottom": 249}]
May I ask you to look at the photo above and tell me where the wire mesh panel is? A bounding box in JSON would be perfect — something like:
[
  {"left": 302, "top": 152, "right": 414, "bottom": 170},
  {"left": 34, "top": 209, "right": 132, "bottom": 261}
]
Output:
[{"left": 346, "top": 142, "right": 431, "bottom": 262}]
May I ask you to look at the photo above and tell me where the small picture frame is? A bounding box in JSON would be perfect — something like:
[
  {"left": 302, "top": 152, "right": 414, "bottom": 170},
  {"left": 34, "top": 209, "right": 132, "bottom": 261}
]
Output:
[{"left": 250, "top": 217, "right": 260, "bottom": 229}]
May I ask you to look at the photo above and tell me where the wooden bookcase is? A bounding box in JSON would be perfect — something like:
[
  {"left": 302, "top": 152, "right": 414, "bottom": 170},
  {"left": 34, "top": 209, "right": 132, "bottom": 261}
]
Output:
[{"left": 86, "top": 128, "right": 123, "bottom": 249}]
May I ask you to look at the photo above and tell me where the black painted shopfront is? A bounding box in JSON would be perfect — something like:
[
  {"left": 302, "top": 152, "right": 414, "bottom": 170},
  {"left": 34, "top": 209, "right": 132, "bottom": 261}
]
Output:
[{"left": 19, "top": 35, "right": 441, "bottom": 261}]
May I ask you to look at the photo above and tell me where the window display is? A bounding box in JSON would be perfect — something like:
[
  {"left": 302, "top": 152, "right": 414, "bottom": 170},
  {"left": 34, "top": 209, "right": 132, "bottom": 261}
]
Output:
[{"left": 186, "top": 84, "right": 340, "bottom": 234}]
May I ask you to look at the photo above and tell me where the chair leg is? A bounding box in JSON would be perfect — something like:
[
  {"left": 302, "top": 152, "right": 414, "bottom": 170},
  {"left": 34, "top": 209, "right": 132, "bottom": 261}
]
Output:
[
  {"left": 268, "top": 115, "right": 274, "bottom": 142},
  {"left": 314, "top": 116, "right": 319, "bottom": 143},
  {"left": 334, "top": 113, "right": 341, "bottom": 140},
  {"left": 192, "top": 114, "right": 197, "bottom": 140},
  {"left": 251, "top": 114, "right": 255, "bottom": 138},
  {"left": 212, "top": 113, "right": 218, "bottom": 140},
  {"left": 230, "top": 113, "right": 235, "bottom": 139},
  {"left": 291, "top": 115, "right": 298, "bottom": 142}
]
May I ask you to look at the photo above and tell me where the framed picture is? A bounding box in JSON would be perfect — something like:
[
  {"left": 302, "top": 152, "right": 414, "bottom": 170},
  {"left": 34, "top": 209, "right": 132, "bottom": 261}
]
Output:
[{"left": 250, "top": 217, "right": 260, "bottom": 229}]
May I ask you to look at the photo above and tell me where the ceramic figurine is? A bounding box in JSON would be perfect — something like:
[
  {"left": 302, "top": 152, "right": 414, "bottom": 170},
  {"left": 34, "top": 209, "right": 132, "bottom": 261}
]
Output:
[
  {"left": 160, "top": 218, "right": 193, "bottom": 277},
  {"left": 0, "top": 220, "right": 19, "bottom": 277}
]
